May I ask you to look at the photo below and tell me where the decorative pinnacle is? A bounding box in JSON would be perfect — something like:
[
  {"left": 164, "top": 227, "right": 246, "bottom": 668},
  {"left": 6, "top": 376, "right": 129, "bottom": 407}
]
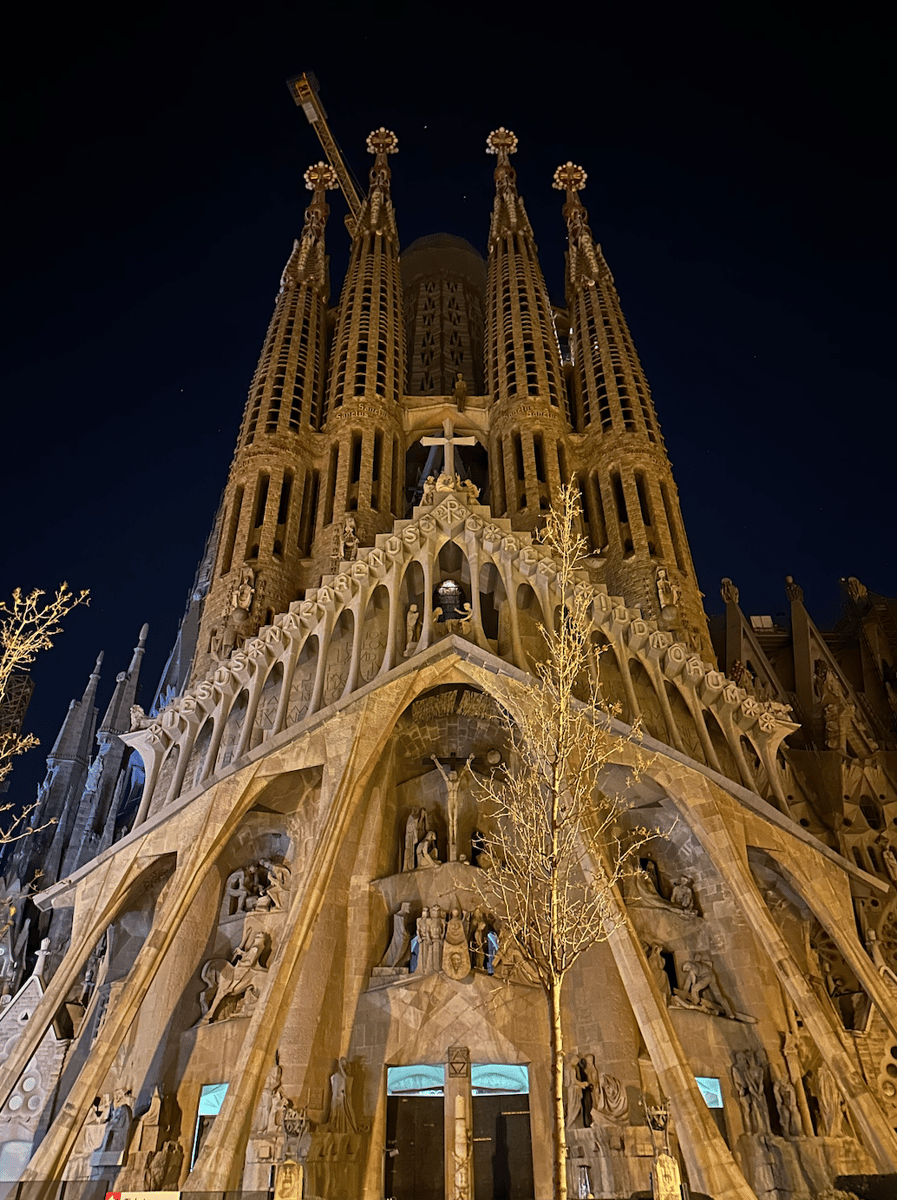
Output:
[
  {"left": 553, "top": 162, "right": 587, "bottom": 192},
  {"left": 486, "top": 127, "right": 518, "bottom": 158},
  {"left": 366, "top": 128, "right": 398, "bottom": 157},
  {"left": 304, "top": 162, "right": 338, "bottom": 191}
]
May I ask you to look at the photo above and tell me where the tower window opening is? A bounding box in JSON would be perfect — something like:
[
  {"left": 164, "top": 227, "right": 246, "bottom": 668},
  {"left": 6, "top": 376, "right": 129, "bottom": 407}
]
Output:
[
  {"left": 350, "top": 433, "right": 363, "bottom": 484},
  {"left": 323, "top": 445, "right": 338, "bottom": 527},
  {"left": 252, "top": 473, "right": 270, "bottom": 530},
  {"left": 220, "top": 486, "right": 243, "bottom": 576},
  {"left": 861, "top": 795, "right": 883, "bottom": 830},
  {"left": 634, "top": 472, "right": 652, "bottom": 527},
  {"left": 533, "top": 432, "right": 546, "bottom": 484},
  {"left": 611, "top": 471, "right": 629, "bottom": 524},
  {"left": 277, "top": 470, "right": 293, "bottom": 527},
  {"left": 660, "top": 482, "right": 686, "bottom": 571},
  {"left": 513, "top": 431, "right": 525, "bottom": 482},
  {"left": 392, "top": 435, "right": 401, "bottom": 513}
]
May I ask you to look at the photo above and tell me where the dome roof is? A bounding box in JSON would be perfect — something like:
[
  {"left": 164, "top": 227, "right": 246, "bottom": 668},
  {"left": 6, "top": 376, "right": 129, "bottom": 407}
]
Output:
[{"left": 401, "top": 232, "right": 486, "bottom": 292}]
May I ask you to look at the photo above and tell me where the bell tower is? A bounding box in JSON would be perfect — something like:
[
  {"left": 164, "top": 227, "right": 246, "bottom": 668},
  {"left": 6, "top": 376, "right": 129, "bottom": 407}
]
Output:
[
  {"left": 484, "top": 129, "right": 569, "bottom": 530},
  {"left": 554, "top": 162, "right": 711, "bottom": 656}
]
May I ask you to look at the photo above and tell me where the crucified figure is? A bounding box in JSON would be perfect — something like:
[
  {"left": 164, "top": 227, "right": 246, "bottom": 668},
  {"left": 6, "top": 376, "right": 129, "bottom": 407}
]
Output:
[{"left": 430, "top": 754, "right": 474, "bottom": 862}]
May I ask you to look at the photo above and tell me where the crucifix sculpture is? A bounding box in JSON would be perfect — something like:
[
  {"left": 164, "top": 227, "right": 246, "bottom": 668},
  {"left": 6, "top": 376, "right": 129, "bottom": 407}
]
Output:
[{"left": 420, "top": 416, "right": 476, "bottom": 481}]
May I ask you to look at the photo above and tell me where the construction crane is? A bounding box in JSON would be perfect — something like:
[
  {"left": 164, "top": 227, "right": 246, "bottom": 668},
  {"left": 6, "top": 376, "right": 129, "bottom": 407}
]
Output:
[{"left": 287, "top": 72, "right": 363, "bottom": 237}]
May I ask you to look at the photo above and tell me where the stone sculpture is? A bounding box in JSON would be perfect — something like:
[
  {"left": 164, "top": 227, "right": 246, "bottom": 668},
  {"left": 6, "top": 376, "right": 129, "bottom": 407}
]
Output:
[
  {"left": 655, "top": 567, "right": 680, "bottom": 611},
  {"left": 430, "top": 754, "right": 473, "bottom": 862},
  {"left": 129, "top": 704, "right": 155, "bottom": 732},
  {"left": 274, "top": 1158, "right": 303, "bottom": 1200},
  {"left": 255, "top": 1056, "right": 288, "bottom": 1136},
  {"left": 416, "top": 830, "right": 440, "bottom": 868},
  {"left": 876, "top": 835, "right": 897, "bottom": 887},
  {"left": 421, "top": 476, "right": 436, "bottom": 505},
  {"left": 328, "top": 1056, "right": 357, "bottom": 1133},
  {"left": 670, "top": 876, "right": 697, "bottom": 913},
  {"left": 453, "top": 1093, "right": 472, "bottom": 1200},
  {"left": 337, "top": 516, "right": 359, "bottom": 562},
  {"left": 98, "top": 1089, "right": 135, "bottom": 1155},
  {"left": 232, "top": 565, "right": 256, "bottom": 611},
  {"left": 144, "top": 1140, "right": 183, "bottom": 1190},
  {"left": 564, "top": 1054, "right": 584, "bottom": 1129},
  {"left": 469, "top": 908, "right": 489, "bottom": 971},
  {"left": 671, "top": 954, "right": 731, "bottom": 1017},
  {"left": 628, "top": 860, "right": 698, "bottom": 916},
  {"left": 771, "top": 1071, "right": 801, "bottom": 1137},
  {"left": 814, "top": 1063, "right": 846, "bottom": 1137},
  {"left": 644, "top": 941, "right": 671, "bottom": 1003},
  {"left": 731, "top": 1050, "right": 769, "bottom": 1134},
  {"left": 380, "top": 901, "right": 413, "bottom": 968},
  {"left": 258, "top": 859, "right": 291, "bottom": 910},
  {"left": 491, "top": 923, "right": 539, "bottom": 985},
  {"left": 403, "top": 604, "right": 421, "bottom": 657},
  {"left": 579, "top": 1055, "right": 629, "bottom": 1124},
  {"left": 200, "top": 929, "right": 268, "bottom": 1024},
  {"left": 443, "top": 907, "right": 472, "bottom": 980},
  {"left": 720, "top": 578, "right": 740, "bottom": 605},
  {"left": 414, "top": 907, "right": 431, "bottom": 975},
  {"left": 402, "top": 807, "right": 427, "bottom": 871}
]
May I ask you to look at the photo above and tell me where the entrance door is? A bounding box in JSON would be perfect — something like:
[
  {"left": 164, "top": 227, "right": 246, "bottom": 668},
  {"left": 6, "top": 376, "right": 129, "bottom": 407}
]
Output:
[
  {"left": 385, "top": 1094, "right": 444, "bottom": 1200},
  {"left": 472, "top": 1089, "right": 534, "bottom": 1200}
]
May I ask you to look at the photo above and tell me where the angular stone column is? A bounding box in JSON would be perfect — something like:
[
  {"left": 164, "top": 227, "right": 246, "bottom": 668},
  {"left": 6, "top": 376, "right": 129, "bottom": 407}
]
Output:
[
  {"left": 444, "top": 1046, "right": 473, "bottom": 1200},
  {"left": 19, "top": 767, "right": 269, "bottom": 1196},
  {"left": 658, "top": 766, "right": 897, "bottom": 1173}
]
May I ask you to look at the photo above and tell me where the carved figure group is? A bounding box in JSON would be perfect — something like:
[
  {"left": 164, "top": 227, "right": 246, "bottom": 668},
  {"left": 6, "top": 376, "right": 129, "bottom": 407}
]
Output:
[
  {"left": 671, "top": 954, "right": 730, "bottom": 1017},
  {"left": 414, "top": 906, "right": 447, "bottom": 974},
  {"left": 731, "top": 1050, "right": 769, "bottom": 1134},
  {"left": 200, "top": 929, "right": 269, "bottom": 1024},
  {"left": 564, "top": 1054, "right": 629, "bottom": 1127},
  {"left": 222, "top": 859, "right": 291, "bottom": 917},
  {"left": 379, "top": 902, "right": 506, "bottom": 981}
]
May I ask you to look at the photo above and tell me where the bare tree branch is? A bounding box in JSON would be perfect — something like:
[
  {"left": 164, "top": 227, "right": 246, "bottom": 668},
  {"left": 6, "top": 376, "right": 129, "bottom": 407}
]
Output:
[
  {"left": 0, "top": 582, "right": 89, "bottom": 823},
  {"left": 472, "top": 483, "right": 657, "bottom": 1200}
]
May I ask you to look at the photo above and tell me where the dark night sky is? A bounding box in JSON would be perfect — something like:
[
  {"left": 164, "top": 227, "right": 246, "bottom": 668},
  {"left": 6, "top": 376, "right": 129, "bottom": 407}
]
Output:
[{"left": 1, "top": 3, "right": 894, "bottom": 807}]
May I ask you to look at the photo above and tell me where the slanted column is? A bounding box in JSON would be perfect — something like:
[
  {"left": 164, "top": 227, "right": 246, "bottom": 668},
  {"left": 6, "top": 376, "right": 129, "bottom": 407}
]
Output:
[{"left": 658, "top": 768, "right": 897, "bottom": 1172}]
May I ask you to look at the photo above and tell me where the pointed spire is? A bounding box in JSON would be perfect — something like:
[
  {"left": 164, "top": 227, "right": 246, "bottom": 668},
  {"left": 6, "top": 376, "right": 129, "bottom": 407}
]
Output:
[
  {"left": 486, "top": 127, "right": 531, "bottom": 241},
  {"left": 47, "top": 651, "right": 103, "bottom": 762},
  {"left": 552, "top": 162, "right": 611, "bottom": 290},
  {"left": 281, "top": 162, "right": 338, "bottom": 294},
  {"left": 97, "top": 623, "right": 149, "bottom": 736},
  {"left": 359, "top": 128, "right": 399, "bottom": 239}
]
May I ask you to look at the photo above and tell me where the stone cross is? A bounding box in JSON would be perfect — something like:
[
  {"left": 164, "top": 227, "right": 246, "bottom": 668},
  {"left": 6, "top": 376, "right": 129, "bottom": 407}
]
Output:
[{"left": 420, "top": 417, "right": 476, "bottom": 480}]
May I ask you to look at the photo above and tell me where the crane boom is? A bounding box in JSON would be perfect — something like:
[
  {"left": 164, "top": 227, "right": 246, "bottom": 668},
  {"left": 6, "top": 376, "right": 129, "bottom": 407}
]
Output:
[{"left": 287, "top": 72, "right": 363, "bottom": 237}]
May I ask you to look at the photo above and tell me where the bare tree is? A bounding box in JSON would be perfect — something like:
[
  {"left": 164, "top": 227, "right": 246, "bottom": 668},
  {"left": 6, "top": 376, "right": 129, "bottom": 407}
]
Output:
[
  {"left": 475, "top": 484, "right": 652, "bottom": 1200},
  {"left": 0, "top": 584, "right": 89, "bottom": 834}
]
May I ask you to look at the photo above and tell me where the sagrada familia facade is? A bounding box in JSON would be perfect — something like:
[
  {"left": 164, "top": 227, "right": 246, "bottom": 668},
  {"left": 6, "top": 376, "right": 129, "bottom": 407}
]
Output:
[{"left": 1, "top": 119, "right": 896, "bottom": 1200}]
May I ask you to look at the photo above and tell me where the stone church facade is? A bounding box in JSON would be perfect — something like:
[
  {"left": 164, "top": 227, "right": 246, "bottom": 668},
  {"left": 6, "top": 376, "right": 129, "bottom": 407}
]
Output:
[{"left": 1, "top": 123, "right": 897, "bottom": 1200}]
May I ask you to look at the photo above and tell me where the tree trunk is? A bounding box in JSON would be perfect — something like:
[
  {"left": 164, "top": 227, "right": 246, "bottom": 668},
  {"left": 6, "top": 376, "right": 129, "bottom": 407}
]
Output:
[{"left": 549, "top": 974, "right": 568, "bottom": 1200}]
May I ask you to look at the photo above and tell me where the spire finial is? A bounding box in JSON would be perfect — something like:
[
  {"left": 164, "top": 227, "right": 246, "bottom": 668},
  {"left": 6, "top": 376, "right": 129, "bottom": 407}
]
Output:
[
  {"left": 553, "top": 162, "right": 587, "bottom": 194},
  {"left": 554, "top": 161, "right": 604, "bottom": 286},
  {"left": 304, "top": 161, "right": 338, "bottom": 195},
  {"left": 366, "top": 128, "right": 398, "bottom": 163},
  {"left": 486, "top": 127, "right": 518, "bottom": 164}
]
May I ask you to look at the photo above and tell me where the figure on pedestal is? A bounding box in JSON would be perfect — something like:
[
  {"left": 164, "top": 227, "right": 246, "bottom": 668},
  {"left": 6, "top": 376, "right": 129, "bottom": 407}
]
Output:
[
  {"left": 430, "top": 755, "right": 473, "bottom": 862},
  {"left": 443, "top": 907, "right": 472, "bottom": 980},
  {"left": 380, "top": 902, "right": 413, "bottom": 968},
  {"left": 328, "top": 1057, "right": 357, "bottom": 1133},
  {"left": 402, "top": 807, "right": 428, "bottom": 871}
]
